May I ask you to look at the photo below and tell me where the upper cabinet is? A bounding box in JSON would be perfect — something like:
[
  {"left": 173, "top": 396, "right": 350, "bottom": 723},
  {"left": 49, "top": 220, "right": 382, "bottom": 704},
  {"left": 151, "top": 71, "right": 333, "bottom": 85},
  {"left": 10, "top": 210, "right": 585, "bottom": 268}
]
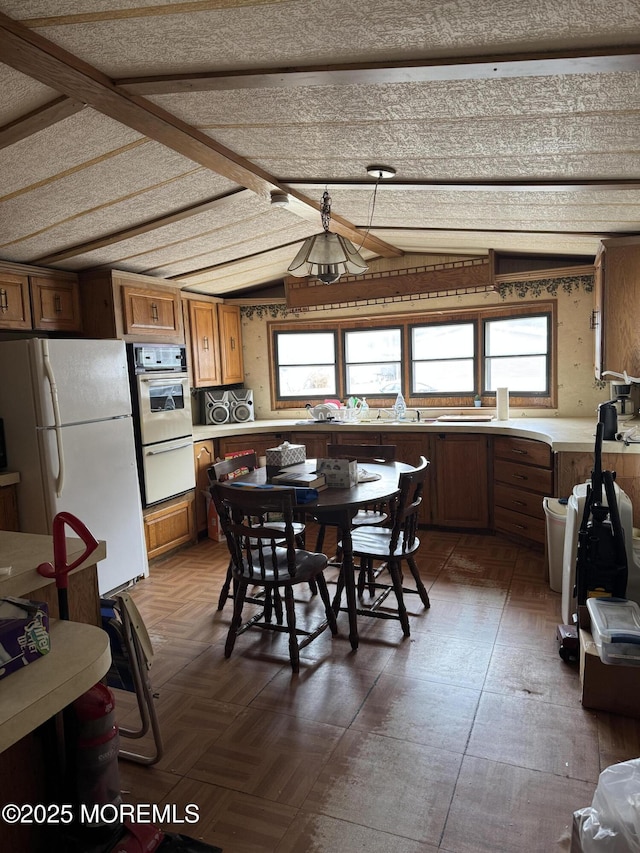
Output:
[
  {"left": 218, "top": 304, "right": 244, "bottom": 385},
  {"left": 188, "top": 300, "right": 222, "bottom": 387},
  {"left": 0, "top": 265, "right": 81, "bottom": 333},
  {"left": 30, "top": 275, "right": 82, "bottom": 333},
  {"left": 597, "top": 237, "right": 640, "bottom": 380},
  {"left": 79, "top": 269, "right": 183, "bottom": 342},
  {"left": 0, "top": 271, "right": 31, "bottom": 330},
  {"left": 184, "top": 297, "right": 244, "bottom": 387}
]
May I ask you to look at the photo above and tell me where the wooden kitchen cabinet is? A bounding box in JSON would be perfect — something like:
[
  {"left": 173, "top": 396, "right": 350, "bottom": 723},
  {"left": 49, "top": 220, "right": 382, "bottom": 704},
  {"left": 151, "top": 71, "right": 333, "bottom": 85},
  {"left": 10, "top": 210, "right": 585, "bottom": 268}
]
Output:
[
  {"left": 122, "top": 284, "right": 181, "bottom": 338},
  {"left": 289, "top": 431, "right": 330, "bottom": 459},
  {"left": 194, "top": 439, "right": 215, "bottom": 533},
  {"left": 431, "top": 433, "right": 489, "bottom": 528},
  {"left": 597, "top": 237, "right": 640, "bottom": 379},
  {"left": 188, "top": 300, "right": 222, "bottom": 388},
  {"left": 0, "top": 484, "right": 19, "bottom": 531},
  {"left": 30, "top": 275, "right": 82, "bottom": 332},
  {"left": 79, "top": 269, "right": 184, "bottom": 342},
  {"left": 218, "top": 303, "right": 244, "bottom": 384},
  {"left": 218, "top": 432, "right": 288, "bottom": 461},
  {"left": 381, "top": 431, "right": 430, "bottom": 523},
  {"left": 143, "top": 492, "right": 196, "bottom": 560},
  {"left": 0, "top": 271, "right": 31, "bottom": 330},
  {"left": 493, "top": 435, "right": 553, "bottom": 546}
]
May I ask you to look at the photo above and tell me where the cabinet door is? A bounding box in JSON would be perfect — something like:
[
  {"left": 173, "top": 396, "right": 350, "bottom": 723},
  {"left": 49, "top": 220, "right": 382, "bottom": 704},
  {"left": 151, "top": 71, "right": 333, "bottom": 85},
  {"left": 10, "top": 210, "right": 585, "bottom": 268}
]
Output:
[
  {"left": 189, "top": 301, "right": 222, "bottom": 387},
  {"left": 0, "top": 272, "right": 31, "bottom": 330},
  {"left": 333, "top": 431, "right": 381, "bottom": 445},
  {"left": 289, "top": 431, "right": 330, "bottom": 459},
  {"left": 432, "top": 433, "right": 489, "bottom": 528},
  {"left": 194, "top": 440, "right": 215, "bottom": 533},
  {"left": 30, "top": 276, "right": 82, "bottom": 332},
  {"left": 602, "top": 241, "right": 640, "bottom": 378},
  {"left": 0, "top": 484, "right": 19, "bottom": 531},
  {"left": 218, "top": 304, "right": 244, "bottom": 384},
  {"left": 381, "top": 431, "right": 431, "bottom": 523},
  {"left": 122, "top": 285, "right": 181, "bottom": 338},
  {"left": 218, "top": 432, "right": 287, "bottom": 462}
]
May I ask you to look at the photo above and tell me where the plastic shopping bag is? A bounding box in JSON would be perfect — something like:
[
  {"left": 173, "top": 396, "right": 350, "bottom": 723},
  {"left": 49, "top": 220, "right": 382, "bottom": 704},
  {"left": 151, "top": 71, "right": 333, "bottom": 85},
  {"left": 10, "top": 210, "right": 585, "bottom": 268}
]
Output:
[{"left": 578, "top": 759, "right": 640, "bottom": 852}]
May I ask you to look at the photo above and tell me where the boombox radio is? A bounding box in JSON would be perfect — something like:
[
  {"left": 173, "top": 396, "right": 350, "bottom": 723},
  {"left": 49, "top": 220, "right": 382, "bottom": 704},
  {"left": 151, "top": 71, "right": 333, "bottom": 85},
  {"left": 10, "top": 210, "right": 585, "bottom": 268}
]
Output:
[{"left": 202, "top": 389, "right": 254, "bottom": 424}]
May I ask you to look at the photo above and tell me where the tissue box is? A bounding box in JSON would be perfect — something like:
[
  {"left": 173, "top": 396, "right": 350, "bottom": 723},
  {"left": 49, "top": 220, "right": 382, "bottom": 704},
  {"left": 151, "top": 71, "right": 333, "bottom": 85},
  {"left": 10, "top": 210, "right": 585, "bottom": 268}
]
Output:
[
  {"left": 265, "top": 442, "right": 306, "bottom": 469},
  {"left": 0, "top": 597, "right": 50, "bottom": 681},
  {"left": 317, "top": 457, "right": 358, "bottom": 488}
]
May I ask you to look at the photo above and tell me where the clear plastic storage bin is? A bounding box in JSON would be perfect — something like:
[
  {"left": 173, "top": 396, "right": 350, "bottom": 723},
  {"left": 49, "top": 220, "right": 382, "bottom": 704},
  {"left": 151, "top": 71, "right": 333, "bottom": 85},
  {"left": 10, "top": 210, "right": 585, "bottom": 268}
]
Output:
[{"left": 586, "top": 597, "right": 640, "bottom": 666}]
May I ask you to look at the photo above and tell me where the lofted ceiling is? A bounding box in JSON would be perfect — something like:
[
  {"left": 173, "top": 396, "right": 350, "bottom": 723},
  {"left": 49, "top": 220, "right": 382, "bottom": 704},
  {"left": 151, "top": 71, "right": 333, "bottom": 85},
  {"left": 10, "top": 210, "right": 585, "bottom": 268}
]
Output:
[{"left": 0, "top": 1, "right": 639, "bottom": 297}]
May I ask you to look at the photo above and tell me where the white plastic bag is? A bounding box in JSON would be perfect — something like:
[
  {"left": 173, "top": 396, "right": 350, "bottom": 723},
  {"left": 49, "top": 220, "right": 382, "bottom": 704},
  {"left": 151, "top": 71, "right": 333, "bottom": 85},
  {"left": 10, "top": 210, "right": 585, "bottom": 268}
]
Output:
[{"left": 579, "top": 759, "right": 640, "bottom": 852}]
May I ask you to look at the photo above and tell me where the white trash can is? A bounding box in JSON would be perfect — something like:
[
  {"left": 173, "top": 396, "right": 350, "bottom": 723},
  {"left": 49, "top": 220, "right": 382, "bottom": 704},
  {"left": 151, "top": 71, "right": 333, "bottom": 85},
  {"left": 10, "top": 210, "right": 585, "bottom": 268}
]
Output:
[{"left": 543, "top": 497, "right": 567, "bottom": 593}]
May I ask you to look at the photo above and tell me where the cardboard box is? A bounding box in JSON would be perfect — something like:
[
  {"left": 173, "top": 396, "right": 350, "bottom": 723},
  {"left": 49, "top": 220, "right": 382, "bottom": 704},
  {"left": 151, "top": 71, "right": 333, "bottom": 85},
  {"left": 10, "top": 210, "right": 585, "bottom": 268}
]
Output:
[
  {"left": 0, "top": 597, "right": 50, "bottom": 680},
  {"left": 579, "top": 628, "right": 640, "bottom": 718},
  {"left": 204, "top": 491, "right": 224, "bottom": 541},
  {"left": 317, "top": 457, "right": 358, "bottom": 488},
  {"left": 265, "top": 442, "right": 306, "bottom": 469}
]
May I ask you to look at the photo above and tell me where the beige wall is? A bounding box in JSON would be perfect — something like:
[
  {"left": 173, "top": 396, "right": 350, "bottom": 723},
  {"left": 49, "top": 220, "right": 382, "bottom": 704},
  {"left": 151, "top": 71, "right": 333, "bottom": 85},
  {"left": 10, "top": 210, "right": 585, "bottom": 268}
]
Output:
[{"left": 240, "top": 279, "right": 606, "bottom": 420}]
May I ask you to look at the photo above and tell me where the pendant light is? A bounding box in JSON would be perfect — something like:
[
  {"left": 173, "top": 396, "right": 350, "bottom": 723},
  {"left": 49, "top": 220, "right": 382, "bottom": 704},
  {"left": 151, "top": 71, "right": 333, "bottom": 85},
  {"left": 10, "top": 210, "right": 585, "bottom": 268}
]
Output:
[{"left": 287, "top": 189, "right": 368, "bottom": 284}]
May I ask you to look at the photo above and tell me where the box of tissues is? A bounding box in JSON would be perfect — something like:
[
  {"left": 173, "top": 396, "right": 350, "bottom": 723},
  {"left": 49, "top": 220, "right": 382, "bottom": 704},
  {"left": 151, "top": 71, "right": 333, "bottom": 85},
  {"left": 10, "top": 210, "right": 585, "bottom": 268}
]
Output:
[
  {"left": 317, "top": 457, "right": 358, "bottom": 488},
  {"left": 0, "top": 597, "right": 50, "bottom": 681},
  {"left": 265, "top": 441, "right": 306, "bottom": 469}
]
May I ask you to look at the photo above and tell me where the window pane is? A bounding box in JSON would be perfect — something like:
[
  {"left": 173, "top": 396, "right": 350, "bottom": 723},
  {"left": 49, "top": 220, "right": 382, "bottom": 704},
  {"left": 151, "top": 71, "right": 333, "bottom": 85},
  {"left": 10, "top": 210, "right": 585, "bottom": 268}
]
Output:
[
  {"left": 345, "top": 329, "right": 401, "bottom": 363},
  {"left": 485, "top": 317, "right": 547, "bottom": 356},
  {"left": 485, "top": 355, "right": 547, "bottom": 392},
  {"left": 413, "top": 360, "right": 475, "bottom": 393},
  {"left": 277, "top": 332, "right": 335, "bottom": 365},
  {"left": 413, "top": 323, "right": 474, "bottom": 359},
  {"left": 278, "top": 365, "right": 336, "bottom": 396},
  {"left": 346, "top": 363, "right": 402, "bottom": 395}
]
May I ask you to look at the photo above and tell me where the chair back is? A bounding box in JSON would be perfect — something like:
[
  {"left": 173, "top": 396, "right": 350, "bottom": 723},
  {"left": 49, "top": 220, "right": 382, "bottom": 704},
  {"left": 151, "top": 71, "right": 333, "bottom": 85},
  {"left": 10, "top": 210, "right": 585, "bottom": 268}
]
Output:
[
  {"left": 208, "top": 451, "right": 257, "bottom": 485},
  {"left": 211, "top": 482, "right": 299, "bottom": 581},
  {"left": 327, "top": 443, "right": 396, "bottom": 463},
  {"left": 389, "top": 456, "right": 429, "bottom": 555}
]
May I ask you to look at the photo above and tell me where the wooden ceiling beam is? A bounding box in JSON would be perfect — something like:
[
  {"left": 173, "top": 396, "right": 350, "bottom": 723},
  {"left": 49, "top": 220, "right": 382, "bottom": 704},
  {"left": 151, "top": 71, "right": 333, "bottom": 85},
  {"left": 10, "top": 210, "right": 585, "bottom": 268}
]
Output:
[
  {"left": 284, "top": 179, "right": 640, "bottom": 193},
  {"left": 0, "top": 95, "right": 85, "bottom": 150},
  {"left": 0, "top": 11, "right": 401, "bottom": 259},
  {"left": 117, "top": 46, "right": 640, "bottom": 94}
]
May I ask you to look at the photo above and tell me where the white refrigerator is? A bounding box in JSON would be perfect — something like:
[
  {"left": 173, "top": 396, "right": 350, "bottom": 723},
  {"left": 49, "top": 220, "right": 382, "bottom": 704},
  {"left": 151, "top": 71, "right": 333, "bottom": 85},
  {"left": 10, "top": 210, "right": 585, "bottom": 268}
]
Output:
[{"left": 0, "top": 338, "right": 149, "bottom": 594}]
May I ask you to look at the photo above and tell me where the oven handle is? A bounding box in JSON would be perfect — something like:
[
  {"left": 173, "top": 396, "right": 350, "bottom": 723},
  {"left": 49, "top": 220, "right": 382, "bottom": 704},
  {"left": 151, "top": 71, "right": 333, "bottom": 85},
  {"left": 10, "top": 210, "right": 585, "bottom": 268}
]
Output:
[{"left": 145, "top": 441, "right": 192, "bottom": 455}]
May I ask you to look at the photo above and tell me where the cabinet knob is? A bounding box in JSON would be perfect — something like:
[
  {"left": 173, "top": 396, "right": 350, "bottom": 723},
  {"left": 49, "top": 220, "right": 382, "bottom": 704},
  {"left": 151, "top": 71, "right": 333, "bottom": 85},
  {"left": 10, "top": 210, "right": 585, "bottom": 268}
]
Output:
[
  {"left": 54, "top": 293, "right": 62, "bottom": 313},
  {"left": 0, "top": 289, "right": 7, "bottom": 313},
  {"left": 151, "top": 302, "right": 159, "bottom": 322},
  {"left": 230, "top": 336, "right": 236, "bottom": 351},
  {"left": 590, "top": 310, "right": 599, "bottom": 330},
  {"left": 203, "top": 336, "right": 209, "bottom": 351}
]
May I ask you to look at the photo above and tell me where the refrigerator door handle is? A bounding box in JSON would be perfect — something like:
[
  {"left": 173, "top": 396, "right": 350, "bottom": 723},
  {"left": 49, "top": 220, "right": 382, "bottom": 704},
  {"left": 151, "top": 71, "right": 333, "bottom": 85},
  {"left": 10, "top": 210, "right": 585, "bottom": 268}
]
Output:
[
  {"left": 41, "top": 340, "right": 65, "bottom": 497},
  {"left": 145, "top": 441, "right": 192, "bottom": 455}
]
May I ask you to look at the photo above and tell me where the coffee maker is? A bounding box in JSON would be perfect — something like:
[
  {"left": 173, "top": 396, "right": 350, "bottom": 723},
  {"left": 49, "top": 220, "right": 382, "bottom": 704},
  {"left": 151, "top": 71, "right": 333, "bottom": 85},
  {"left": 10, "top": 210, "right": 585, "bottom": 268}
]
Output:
[{"left": 610, "top": 381, "right": 634, "bottom": 420}]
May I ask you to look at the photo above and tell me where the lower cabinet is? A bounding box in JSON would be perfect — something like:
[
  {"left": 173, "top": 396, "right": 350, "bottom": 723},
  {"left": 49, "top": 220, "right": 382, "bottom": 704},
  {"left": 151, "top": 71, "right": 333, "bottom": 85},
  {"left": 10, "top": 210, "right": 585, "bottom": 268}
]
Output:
[
  {"left": 218, "top": 432, "right": 289, "bottom": 461},
  {"left": 289, "top": 431, "right": 330, "bottom": 459},
  {"left": 0, "top": 484, "right": 19, "bottom": 531},
  {"left": 143, "top": 492, "right": 196, "bottom": 560},
  {"left": 493, "top": 436, "right": 553, "bottom": 545},
  {"left": 431, "top": 433, "right": 490, "bottom": 528},
  {"left": 380, "top": 431, "right": 430, "bottom": 524}
]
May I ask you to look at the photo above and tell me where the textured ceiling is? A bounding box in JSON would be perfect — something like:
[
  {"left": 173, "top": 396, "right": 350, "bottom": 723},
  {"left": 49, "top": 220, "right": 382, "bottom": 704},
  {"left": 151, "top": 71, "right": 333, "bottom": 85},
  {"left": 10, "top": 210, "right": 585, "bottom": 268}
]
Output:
[{"left": 0, "top": 1, "right": 639, "bottom": 296}]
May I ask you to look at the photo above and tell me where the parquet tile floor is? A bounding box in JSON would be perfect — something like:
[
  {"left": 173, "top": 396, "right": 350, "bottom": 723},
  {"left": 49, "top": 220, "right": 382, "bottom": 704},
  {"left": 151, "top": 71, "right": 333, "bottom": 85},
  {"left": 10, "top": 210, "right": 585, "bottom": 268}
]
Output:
[{"left": 116, "top": 527, "right": 640, "bottom": 852}]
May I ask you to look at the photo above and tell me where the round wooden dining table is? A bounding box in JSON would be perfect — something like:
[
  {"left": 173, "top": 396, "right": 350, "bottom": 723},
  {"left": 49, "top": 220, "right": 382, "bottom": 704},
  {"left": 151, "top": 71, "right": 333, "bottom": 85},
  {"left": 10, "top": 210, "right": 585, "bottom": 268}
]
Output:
[{"left": 237, "top": 459, "right": 412, "bottom": 649}]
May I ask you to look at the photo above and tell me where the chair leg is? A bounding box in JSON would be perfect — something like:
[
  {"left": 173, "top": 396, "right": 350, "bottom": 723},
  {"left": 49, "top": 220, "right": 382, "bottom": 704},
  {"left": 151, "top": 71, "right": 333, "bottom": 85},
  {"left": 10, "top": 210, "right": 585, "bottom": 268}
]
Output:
[
  {"left": 388, "top": 560, "right": 411, "bottom": 637},
  {"left": 315, "top": 573, "right": 338, "bottom": 635},
  {"left": 225, "top": 579, "right": 248, "bottom": 658},
  {"left": 284, "top": 586, "right": 300, "bottom": 673},
  {"left": 217, "top": 559, "right": 234, "bottom": 610},
  {"left": 407, "top": 557, "right": 431, "bottom": 608}
]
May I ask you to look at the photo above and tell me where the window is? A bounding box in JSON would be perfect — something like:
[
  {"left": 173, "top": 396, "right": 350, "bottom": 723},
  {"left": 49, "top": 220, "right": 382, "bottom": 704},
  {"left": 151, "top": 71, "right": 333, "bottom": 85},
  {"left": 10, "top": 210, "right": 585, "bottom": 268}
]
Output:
[
  {"left": 483, "top": 315, "right": 550, "bottom": 394},
  {"left": 269, "top": 302, "right": 555, "bottom": 409},
  {"left": 411, "top": 323, "right": 475, "bottom": 394},
  {"left": 343, "top": 328, "right": 402, "bottom": 395},
  {"left": 275, "top": 331, "right": 337, "bottom": 398}
]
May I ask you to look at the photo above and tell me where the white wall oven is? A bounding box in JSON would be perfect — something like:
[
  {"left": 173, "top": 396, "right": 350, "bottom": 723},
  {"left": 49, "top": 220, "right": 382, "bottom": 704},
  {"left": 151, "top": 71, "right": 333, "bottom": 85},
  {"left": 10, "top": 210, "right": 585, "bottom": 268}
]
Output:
[{"left": 129, "top": 343, "right": 196, "bottom": 506}]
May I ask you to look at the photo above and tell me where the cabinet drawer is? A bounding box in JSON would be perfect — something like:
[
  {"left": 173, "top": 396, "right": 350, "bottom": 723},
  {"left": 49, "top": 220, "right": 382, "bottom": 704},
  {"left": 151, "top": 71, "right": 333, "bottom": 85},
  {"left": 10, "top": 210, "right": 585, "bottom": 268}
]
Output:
[
  {"left": 494, "top": 483, "right": 545, "bottom": 520},
  {"left": 494, "top": 458, "right": 553, "bottom": 494},
  {"left": 494, "top": 505, "right": 545, "bottom": 544},
  {"left": 494, "top": 436, "right": 552, "bottom": 468}
]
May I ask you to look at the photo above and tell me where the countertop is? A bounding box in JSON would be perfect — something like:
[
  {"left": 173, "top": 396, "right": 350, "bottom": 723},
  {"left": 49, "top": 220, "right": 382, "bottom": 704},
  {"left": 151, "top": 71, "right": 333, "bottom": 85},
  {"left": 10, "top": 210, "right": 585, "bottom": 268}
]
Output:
[
  {"left": 192, "top": 417, "right": 640, "bottom": 454},
  {"left": 0, "top": 531, "right": 107, "bottom": 600}
]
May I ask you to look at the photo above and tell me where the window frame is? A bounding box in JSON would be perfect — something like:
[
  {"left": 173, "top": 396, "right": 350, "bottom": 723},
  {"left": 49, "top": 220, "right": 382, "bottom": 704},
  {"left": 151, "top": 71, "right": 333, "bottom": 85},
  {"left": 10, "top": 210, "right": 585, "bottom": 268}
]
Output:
[
  {"left": 268, "top": 301, "right": 556, "bottom": 410},
  {"left": 481, "top": 312, "right": 552, "bottom": 397},
  {"left": 273, "top": 328, "right": 339, "bottom": 401},
  {"left": 342, "top": 325, "right": 404, "bottom": 397}
]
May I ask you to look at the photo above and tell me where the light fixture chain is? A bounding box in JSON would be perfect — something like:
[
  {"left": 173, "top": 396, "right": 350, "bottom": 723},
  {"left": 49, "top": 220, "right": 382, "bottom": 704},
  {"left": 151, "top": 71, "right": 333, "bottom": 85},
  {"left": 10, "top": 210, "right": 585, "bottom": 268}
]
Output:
[{"left": 321, "top": 190, "right": 332, "bottom": 232}]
